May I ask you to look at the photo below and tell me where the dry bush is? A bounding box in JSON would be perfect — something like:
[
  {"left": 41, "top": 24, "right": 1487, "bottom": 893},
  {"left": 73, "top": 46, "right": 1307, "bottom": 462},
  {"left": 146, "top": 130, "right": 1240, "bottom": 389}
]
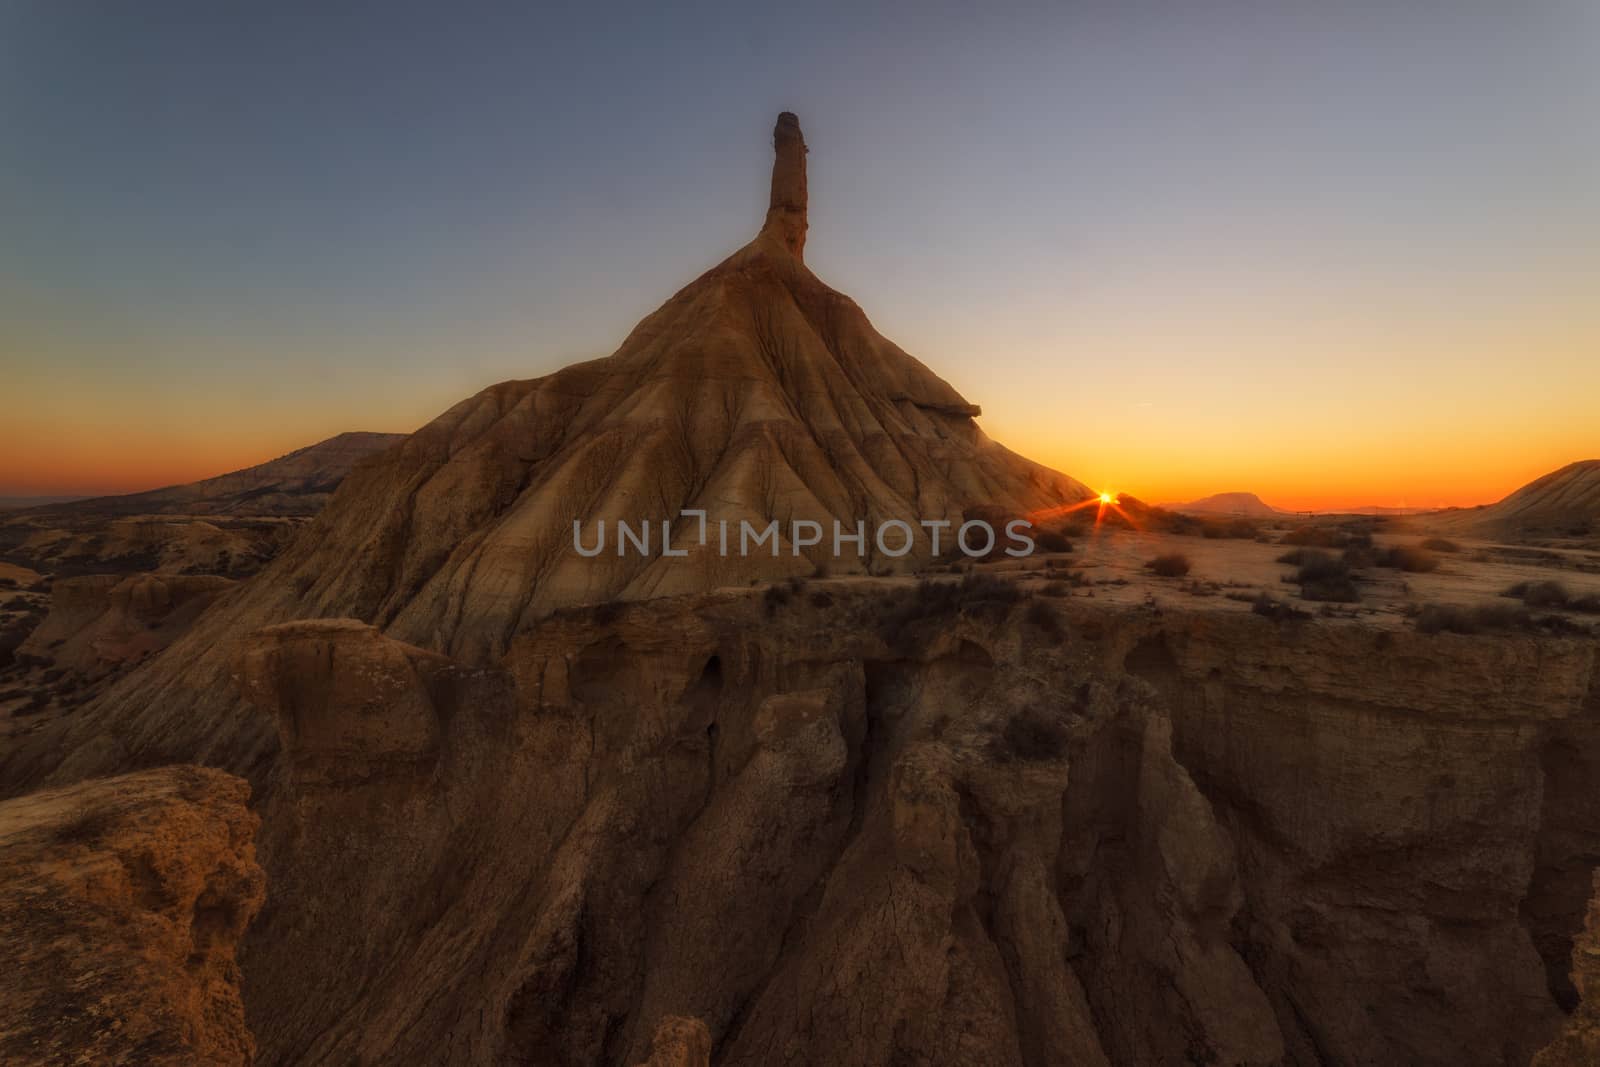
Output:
[
  {"left": 1146, "top": 553, "right": 1192, "bottom": 578},
  {"left": 1373, "top": 545, "right": 1440, "bottom": 573},
  {"left": 1503, "top": 580, "right": 1569, "bottom": 608},
  {"left": 1283, "top": 526, "right": 1374, "bottom": 550},
  {"left": 1036, "top": 529, "right": 1073, "bottom": 554},
  {"left": 1289, "top": 550, "right": 1360, "bottom": 602}
]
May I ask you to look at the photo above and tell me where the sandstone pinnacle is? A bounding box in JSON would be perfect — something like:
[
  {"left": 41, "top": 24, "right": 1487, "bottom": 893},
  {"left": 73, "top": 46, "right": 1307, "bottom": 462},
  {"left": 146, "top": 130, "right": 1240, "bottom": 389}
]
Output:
[{"left": 762, "top": 111, "right": 808, "bottom": 260}]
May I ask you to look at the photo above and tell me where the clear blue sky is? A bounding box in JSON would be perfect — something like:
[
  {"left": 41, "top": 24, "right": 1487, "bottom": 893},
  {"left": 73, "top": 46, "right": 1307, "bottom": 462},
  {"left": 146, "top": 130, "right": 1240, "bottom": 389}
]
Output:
[{"left": 3, "top": 1, "right": 1596, "bottom": 507}]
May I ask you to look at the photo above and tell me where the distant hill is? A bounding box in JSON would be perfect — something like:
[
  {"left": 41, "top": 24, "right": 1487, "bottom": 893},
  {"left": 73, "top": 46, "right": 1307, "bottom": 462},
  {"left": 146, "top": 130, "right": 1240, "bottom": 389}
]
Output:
[
  {"left": 0, "top": 495, "right": 88, "bottom": 511},
  {"left": 1426, "top": 460, "right": 1600, "bottom": 540},
  {"left": 30, "top": 432, "right": 406, "bottom": 519},
  {"left": 1167, "top": 492, "right": 1281, "bottom": 517}
]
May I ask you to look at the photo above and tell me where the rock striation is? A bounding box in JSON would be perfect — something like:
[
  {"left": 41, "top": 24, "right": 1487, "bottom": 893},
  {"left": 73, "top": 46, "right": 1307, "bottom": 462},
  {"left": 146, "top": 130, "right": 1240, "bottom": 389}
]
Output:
[{"left": 0, "top": 766, "right": 264, "bottom": 1065}]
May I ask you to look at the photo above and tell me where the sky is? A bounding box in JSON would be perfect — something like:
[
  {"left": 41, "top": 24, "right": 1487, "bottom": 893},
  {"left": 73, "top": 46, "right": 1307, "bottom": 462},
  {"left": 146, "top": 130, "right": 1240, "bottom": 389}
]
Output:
[{"left": 2, "top": 1, "right": 1596, "bottom": 510}]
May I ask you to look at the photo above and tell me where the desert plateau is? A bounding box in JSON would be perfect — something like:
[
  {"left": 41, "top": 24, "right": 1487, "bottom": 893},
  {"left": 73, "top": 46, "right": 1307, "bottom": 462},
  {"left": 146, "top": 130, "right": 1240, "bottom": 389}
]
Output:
[{"left": 3, "top": 6, "right": 1597, "bottom": 1066}]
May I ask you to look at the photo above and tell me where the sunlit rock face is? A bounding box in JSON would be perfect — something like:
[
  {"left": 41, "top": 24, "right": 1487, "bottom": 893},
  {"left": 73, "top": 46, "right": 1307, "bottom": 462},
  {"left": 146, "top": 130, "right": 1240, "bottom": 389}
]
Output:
[{"left": 0, "top": 766, "right": 264, "bottom": 1066}]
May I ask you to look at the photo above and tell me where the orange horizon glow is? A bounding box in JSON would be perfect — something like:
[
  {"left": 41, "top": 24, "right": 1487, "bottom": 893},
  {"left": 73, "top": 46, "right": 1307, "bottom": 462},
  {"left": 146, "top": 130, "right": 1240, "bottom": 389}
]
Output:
[{"left": 2, "top": 409, "right": 1588, "bottom": 512}]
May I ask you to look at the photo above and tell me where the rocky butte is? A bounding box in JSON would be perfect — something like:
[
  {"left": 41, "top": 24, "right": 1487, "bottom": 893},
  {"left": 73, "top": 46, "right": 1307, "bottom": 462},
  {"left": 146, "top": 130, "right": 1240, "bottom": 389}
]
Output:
[{"left": 1, "top": 115, "right": 1599, "bottom": 1066}]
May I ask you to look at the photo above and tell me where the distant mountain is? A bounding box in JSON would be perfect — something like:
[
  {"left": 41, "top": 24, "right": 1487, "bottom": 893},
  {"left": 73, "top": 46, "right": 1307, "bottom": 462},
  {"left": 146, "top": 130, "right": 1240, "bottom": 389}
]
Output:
[
  {"left": 0, "top": 495, "right": 88, "bottom": 511},
  {"left": 30, "top": 432, "right": 406, "bottom": 519},
  {"left": 1166, "top": 492, "right": 1281, "bottom": 517},
  {"left": 1426, "top": 460, "right": 1600, "bottom": 540}
]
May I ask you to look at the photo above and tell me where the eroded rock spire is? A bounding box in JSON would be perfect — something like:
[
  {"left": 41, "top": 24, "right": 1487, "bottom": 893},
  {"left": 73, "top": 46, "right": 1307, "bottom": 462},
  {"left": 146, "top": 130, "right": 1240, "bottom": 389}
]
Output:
[{"left": 762, "top": 112, "right": 808, "bottom": 261}]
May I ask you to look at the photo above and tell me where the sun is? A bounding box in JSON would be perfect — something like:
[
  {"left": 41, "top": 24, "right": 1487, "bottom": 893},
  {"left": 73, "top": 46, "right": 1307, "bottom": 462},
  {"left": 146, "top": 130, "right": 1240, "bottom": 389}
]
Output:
[{"left": 1099, "top": 491, "right": 1115, "bottom": 505}]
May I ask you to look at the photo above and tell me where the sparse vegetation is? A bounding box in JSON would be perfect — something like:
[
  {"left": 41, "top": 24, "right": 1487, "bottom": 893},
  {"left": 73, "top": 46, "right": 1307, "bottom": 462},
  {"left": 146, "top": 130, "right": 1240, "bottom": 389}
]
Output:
[
  {"left": 1421, "top": 538, "right": 1461, "bottom": 553},
  {"left": 1372, "top": 545, "right": 1440, "bottom": 573},
  {"left": 1145, "top": 553, "right": 1192, "bottom": 578},
  {"left": 1282, "top": 526, "right": 1373, "bottom": 550},
  {"left": 1036, "top": 529, "right": 1073, "bottom": 554},
  {"left": 878, "top": 573, "right": 1023, "bottom": 644},
  {"left": 1288, "top": 550, "right": 1360, "bottom": 602},
  {"left": 1503, "top": 580, "right": 1569, "bottom": 607}
]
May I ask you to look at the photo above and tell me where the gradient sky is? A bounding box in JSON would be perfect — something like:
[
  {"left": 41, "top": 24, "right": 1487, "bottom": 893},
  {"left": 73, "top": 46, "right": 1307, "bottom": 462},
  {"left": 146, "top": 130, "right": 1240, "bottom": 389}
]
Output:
[{"left": 3, "top": 2, "right": 1596, "bottom": 509}]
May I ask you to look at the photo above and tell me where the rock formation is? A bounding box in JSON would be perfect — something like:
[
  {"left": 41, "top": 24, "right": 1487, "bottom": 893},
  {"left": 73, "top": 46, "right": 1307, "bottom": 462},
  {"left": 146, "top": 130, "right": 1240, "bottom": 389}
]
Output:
[
  {"left": 4, "top": 114, "right": 1597, "bottom": 1067},
  {"left": 0, "top": 766, "right": 264, "bottom": 1065},
  {"left": 763, "top": 112, "right": 808, "bottom": 260},
  {"left": 1534, "top": 873, "right": 1600, "bottom": 1065},
  {"left": 18, "top": 572, "right": 235, "bottom": 674},
  {"left": 0, "top": 111, "right": 1090, "bottom": 795},
  {"left": 230, "top": 111, "right": 1088, "bottom": 659},
  {"left": 184, "top": 586, "right": 1592, "bottom": 1065}
]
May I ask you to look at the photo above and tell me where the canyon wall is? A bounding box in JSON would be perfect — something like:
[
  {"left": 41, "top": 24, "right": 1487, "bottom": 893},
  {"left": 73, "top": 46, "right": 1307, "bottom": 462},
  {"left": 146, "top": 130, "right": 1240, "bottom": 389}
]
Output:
[{"left": 212, "top": 583, "right": 1597, "bottom": 1065}]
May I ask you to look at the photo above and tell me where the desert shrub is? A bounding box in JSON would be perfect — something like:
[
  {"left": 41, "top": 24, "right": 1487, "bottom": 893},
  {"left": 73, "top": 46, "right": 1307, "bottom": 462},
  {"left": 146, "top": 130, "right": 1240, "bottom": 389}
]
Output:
[
  {"left": 1037, "top": 529, "right": 1073, "bottom": 554},
  {"left": 811, "top": 561, "right": 830, "bottom": 579},
  {"left": 1293, "top": 551, "right": 1346, "bottom": 582},
  {"left": 591, "top": 601, "right": 624, "bottom": 626},
  {"left": 763, "top": 584, "right": 791, "bottom": 615},
  {"left": 809, "top": 590, "right": 834, "bottom": 608},
  {"left": 1290, "top": 551, "right": 1359, "bottom": 602},
  {"left": 1570, "top": 594, "right": 1600, "bottom": 614},
  {"left": 880, "top": 574, "right": 1022, "bottom": 643},
  {"left": 1421, "top": 538, "right": 1461, "bottom": 553},
  {"left": 1251, "top": 593, "right": 1310, "bottom": 621},
  {"left": 1146, "top": 553, "right": 1192, "bottom": 578},
  {"left": 1040, "top": 580, "right": 1071, "bottom": 598},
  {"left": 1411, "top": 602, "right": 1587, "bottom": 635},
  {"left": 1276, "top": 549, "right": 1310, "bottom": 565},
  {"left": 1373, "top": 545, "right": 1439, "bottom": 573},
  {"left": 1503, "top": 580, "right": 1569, "bottom": 608},
  {"left": 1341, "top": 545, "right": 1378, "bottom": 568},
  {"left": 995, "top": 707, "right": 1070, "bottom": 762}
]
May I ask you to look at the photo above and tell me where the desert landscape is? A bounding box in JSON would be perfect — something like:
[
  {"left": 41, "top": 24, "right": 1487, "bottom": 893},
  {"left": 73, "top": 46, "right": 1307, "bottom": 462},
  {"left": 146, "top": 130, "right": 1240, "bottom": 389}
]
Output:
[{"left": 3, "top": 6, "right": 1597, "bottom": 1066}]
